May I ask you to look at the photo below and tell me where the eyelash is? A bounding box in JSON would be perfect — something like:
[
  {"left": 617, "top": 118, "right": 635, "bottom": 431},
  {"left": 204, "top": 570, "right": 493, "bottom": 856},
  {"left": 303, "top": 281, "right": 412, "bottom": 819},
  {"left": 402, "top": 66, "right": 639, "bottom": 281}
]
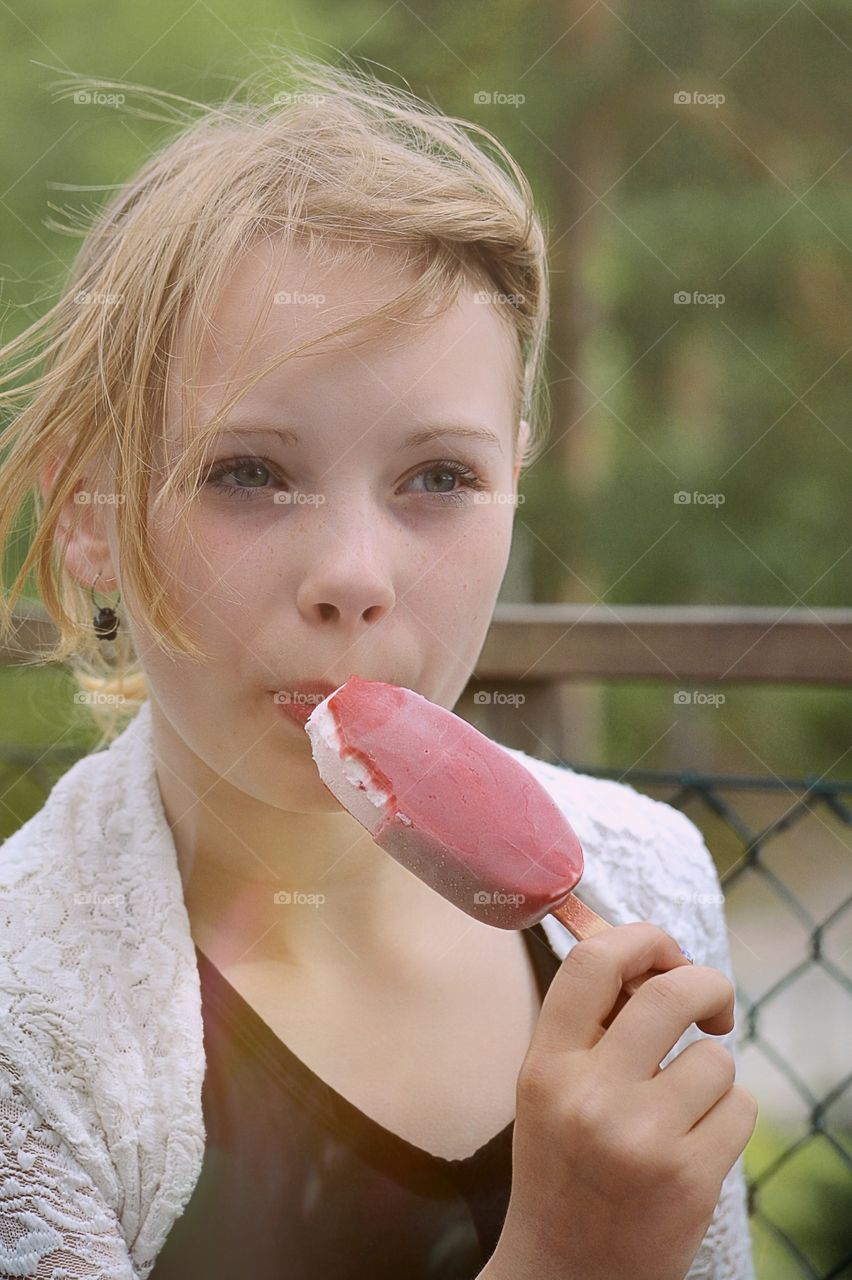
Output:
[{"left": 203, "top": 455, "right": 488, "bottom": 504}]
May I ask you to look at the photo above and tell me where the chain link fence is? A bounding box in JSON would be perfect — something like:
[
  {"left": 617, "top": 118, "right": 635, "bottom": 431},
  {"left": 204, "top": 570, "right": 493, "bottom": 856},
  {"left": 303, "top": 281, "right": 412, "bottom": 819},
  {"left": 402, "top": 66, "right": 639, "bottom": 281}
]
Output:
[{"left": 570, "top": 761, "right": 852, "bottom": 1280}]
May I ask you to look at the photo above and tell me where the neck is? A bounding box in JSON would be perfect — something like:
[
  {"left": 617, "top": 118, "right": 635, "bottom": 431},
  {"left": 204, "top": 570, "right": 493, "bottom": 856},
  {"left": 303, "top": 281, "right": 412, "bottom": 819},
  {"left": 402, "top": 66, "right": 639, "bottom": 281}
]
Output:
[{"left": 148, "top": 702, "right": 476, "bottom": 974}]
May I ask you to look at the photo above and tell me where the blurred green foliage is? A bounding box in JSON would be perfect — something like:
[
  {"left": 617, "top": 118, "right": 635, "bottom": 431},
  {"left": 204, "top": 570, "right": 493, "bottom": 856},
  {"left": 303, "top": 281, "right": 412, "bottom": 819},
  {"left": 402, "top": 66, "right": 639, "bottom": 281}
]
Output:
[
  {"left": 746, "top": 1115, "right": 852, "bottom": 1279},
  {"left": 0, "top": 665, "right": 103, "bottom": 841},
  {"left": 2, "top": 0, "right": 848, "bottom": 781},
  {"left": 0, "top": 0, "right": 848, "bottom": 840}
]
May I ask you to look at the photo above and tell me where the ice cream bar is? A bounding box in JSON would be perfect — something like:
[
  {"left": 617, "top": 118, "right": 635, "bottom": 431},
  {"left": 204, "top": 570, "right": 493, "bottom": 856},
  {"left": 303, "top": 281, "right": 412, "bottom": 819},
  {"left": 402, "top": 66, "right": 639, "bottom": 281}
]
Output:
[{"left": 304, "top": 675, "right": 617, "bottom": 944}]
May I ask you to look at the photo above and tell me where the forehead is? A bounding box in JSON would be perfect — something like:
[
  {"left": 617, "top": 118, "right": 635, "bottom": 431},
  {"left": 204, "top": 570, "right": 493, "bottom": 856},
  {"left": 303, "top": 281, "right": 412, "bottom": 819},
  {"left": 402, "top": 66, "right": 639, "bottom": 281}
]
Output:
[{"left": 164, "top": 236, "right": 519, "bottom": 433}]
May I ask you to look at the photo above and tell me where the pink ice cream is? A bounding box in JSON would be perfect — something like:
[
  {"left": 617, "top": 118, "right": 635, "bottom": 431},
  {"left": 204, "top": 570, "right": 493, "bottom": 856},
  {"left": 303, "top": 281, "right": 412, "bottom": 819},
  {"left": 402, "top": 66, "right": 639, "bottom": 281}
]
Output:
[{"left": 304, "top": 675, "right": 584, "bottom": 929}]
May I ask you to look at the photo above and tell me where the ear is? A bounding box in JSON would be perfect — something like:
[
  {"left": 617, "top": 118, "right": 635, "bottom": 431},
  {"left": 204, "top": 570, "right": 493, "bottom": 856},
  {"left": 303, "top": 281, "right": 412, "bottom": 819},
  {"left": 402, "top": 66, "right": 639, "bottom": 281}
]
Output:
[
  {"left": 38, "top": 453, "right": 120, "bottom": 593},
  {"left": 512, "top": 418, "right": 530, "bottom": 482}
]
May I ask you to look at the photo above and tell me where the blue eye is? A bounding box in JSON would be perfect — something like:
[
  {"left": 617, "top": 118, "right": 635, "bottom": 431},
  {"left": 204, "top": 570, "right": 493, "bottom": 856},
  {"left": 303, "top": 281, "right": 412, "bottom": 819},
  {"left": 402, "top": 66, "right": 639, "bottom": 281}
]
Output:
[
  {"left": 205, "top": 457, "right": 276, "bottom": 499},
  {"left": 405, "top": 461, "right": 486, "bottom": 501},
  {"left": 203, "top": 456, "right": 487, "bottom": 503}
]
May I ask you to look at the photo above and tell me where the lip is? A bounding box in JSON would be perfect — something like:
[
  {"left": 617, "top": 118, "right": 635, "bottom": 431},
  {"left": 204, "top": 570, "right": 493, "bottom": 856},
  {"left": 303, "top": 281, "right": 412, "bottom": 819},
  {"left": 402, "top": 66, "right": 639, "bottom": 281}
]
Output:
[{"left": 271, "top": 680, "right": 346, "bottom": 727}]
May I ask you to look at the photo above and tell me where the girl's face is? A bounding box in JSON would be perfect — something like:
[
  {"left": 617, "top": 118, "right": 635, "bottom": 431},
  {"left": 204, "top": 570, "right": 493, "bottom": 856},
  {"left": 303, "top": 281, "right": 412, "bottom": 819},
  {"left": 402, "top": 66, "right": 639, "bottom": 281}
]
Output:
[{"left": 117, "top": 238, "right": 526, "bottom": 813}]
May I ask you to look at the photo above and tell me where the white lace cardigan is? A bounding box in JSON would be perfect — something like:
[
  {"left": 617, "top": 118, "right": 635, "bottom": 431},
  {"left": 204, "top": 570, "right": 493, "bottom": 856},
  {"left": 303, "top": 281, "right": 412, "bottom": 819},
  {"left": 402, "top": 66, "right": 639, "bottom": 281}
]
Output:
[{"left": 0, "top": 699, "right": 754, "bottom": 1279}]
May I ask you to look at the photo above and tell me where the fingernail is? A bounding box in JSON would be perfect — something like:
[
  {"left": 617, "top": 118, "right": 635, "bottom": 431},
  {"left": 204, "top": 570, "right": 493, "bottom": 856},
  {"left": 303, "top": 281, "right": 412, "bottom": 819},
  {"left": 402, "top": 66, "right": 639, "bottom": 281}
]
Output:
[{"left": 679, "top": 946, "right": 695, "bottom": 964}]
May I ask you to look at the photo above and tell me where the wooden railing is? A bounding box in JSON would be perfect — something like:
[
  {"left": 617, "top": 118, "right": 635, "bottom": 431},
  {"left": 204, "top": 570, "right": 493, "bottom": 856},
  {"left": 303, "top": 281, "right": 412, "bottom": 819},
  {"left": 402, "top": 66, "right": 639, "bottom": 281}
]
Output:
[
  {"left": 465, "top": 603, "right": 852, "bottom": 755},
  {"left": 4, "top": 599, "right": 850, "bottom": 760},
  {"left": 6, "top": 599, "right": 850, "bottom": 677}
]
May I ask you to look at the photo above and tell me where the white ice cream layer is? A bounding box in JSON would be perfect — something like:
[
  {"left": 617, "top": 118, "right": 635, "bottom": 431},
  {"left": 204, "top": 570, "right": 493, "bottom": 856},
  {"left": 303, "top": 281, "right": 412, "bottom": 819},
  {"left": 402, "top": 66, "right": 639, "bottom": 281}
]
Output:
[{"left": 304, "top": 695, "right": 392, "bottom": 834}]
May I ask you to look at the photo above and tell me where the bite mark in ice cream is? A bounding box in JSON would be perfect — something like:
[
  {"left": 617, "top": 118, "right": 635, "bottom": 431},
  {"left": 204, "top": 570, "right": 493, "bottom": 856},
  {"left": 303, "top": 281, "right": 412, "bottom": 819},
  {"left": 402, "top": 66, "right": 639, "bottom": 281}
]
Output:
[{"left": 305, "top": 676, "right": 595, "bottom": 931}]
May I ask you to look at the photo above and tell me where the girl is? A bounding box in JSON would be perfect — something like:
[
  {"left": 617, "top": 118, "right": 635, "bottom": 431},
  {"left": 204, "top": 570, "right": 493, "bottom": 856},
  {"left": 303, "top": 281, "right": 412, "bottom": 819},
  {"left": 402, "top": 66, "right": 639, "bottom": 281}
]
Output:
[{"left": 0, "top": 52, "right": 756, "bottom": 1279}]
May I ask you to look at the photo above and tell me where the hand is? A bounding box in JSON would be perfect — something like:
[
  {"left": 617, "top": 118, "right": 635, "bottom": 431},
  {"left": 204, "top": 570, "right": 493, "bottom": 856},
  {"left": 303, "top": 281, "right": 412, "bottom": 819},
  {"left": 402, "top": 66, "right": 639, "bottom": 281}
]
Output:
[{"left": 487, "top": 923, "right": 758, "bottom": 1280}]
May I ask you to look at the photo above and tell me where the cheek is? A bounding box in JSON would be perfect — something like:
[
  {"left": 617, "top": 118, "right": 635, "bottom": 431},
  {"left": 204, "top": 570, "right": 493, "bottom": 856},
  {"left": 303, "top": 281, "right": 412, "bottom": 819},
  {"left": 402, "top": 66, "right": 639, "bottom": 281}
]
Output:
[
  {"left": 408, "top": 513, "right": 513, "bottom": 608},
  {"left": 150, "top": 509, "right": 264, "bottom": 617},
  {"left": 127, "top": 514, "right": 263, "bottom": 680},
  {"left": 450, "top": 510, "right": 514, "bottom": 578},
  {"left": 145, "top": 500, "right": 512, "bottom": 626}
]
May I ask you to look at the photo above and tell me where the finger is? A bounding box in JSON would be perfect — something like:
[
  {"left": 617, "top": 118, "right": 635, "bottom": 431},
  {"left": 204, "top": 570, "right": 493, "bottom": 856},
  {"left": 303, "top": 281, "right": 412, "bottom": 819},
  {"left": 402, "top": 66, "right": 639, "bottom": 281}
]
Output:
[
  {"left": 534, "top": 923, "right": 694, "bottom": 1055},
  {"left": 684, "top": 1084, "right": 759, "bottom": 1177},
  {"left": 647, "top": 1038, "right": 737, "bottom": 1133},
  {"left": 595, "top": 964, "right": 735, "bottom": 1081}
]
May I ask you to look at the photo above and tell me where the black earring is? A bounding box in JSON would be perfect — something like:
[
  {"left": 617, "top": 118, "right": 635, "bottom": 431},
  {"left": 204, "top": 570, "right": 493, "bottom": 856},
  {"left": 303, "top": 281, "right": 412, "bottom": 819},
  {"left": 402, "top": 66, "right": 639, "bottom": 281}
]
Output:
[{"left": 90, "top": 572, "right": 121, "bottom": 641}]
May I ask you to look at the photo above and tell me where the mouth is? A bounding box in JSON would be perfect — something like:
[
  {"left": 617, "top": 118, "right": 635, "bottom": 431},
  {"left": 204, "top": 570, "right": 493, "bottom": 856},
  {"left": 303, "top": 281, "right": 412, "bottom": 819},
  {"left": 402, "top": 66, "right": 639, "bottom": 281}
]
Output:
[{"left": 270, "top": 680, "right": 347, "bottom": 726}]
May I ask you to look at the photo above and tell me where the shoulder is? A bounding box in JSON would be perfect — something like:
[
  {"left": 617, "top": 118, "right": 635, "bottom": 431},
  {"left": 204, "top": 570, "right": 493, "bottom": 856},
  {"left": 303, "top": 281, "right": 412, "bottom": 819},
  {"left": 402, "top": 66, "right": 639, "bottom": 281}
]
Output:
[
  {"left": 0, "top": 740, "right": 141, "bottom": 1108},
  {"left": 0, "top": 705, "right": 195, "bottom": 1035},
  {"left": 0, "top": 700, "right": 186, "bottom": 1075},
  {"left": 497, "top": 743, "right": 728, "bottom": 971},
  {"left": 497, "top": 741, "right": 716, "bottom": 887},
  {"left": 0, "top": 707, "right": 206, "bottom": 1268},
  {"left": 499, "top": 742, "right": 702, "bottom": 845},
  {"left": 0, "top": 704, "right": 162, "bottom": 908},
  {"left": 0, "top": 741, "right": 137, "bottom": 964}
]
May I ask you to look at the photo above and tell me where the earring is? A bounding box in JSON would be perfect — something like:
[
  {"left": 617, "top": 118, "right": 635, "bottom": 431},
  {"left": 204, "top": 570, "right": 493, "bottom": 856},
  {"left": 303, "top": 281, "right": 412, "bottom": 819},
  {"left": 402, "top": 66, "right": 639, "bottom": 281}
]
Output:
[{"left": 90, "top": 572, "right": 121, "bottom": 641}]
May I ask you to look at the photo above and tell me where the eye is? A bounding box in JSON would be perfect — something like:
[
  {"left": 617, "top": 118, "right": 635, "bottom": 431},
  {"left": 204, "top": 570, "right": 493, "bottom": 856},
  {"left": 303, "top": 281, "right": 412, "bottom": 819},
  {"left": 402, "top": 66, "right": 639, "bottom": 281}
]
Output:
[
  {"left": 203, "top": 456, "right": 282, "bottom": 500},
  {"left": 202, "top": 456, "right": 488, "bottom": 503},
  {"left": 401, "top": 460, "right": 487, "bottom": 502}
]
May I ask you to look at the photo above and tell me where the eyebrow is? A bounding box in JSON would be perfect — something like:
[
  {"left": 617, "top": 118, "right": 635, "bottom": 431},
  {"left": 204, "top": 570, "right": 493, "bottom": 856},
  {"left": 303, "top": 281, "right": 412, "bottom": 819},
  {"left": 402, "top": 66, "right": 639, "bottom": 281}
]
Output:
[{"left": 212, "top": 422, "right": 504, "bottom": 451}]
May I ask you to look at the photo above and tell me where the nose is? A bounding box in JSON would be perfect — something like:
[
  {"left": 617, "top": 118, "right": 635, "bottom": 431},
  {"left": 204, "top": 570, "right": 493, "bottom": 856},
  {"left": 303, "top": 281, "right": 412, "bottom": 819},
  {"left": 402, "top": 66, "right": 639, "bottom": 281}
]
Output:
[{"left": 295, "top": 517, "right": 396, "bottom": 629}]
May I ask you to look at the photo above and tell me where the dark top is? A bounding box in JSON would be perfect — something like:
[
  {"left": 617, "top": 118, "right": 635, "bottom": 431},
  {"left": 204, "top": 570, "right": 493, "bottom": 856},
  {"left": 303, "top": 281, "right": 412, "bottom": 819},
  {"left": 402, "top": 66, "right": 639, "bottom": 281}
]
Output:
[{"left": 149, "top": 923, "right": 562, "bottom": 1280}]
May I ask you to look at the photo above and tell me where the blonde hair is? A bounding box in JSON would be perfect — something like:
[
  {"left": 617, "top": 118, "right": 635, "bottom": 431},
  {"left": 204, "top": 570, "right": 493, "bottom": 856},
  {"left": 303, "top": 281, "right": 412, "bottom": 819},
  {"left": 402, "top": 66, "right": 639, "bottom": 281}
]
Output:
[{"left": 0, "top": 50, "right": 551, "bottom": 748}]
